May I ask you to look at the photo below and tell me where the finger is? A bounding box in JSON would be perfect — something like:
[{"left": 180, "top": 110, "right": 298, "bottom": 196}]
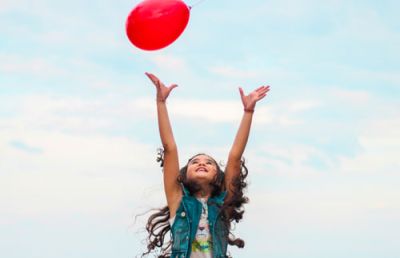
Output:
[
  {"left": 169, "top": 84, "right": 178, "bottom": 90},
  {"left": 258, "top": 84, "right": 270, "bottom": 89},
  {"left": 259, "top": 87, "right": 270, "bottom": 94},
  {"left": 145, "top": 72, "right": 155, "bottom": 80},
  {"left": 145, "top": 72, "right": 160, "bottom": 86},
  {"left": 239, "top": 87, "right": 245, "bottom": 98},
  {"left": 145, "top": 72, "right": 153, "bottom": 81},
  {"left": 145, "top": 74, "right": 156, "bottom": 85},
  {"left": 255, "top": 86, "right": 266, "bottom": 92},
  {"left": 257, "top": 86, "right": 270, "bottom": 93},
  {"left": 257, "top": 93, "right": 268, "bottom": 100}
]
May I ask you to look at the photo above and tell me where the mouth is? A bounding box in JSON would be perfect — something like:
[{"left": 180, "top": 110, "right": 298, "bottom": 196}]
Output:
[{"left": 195, "top": 167, "right": 208, "bottom": 173}]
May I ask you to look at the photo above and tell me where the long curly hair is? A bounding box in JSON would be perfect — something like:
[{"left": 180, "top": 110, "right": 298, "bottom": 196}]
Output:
[{"left": 141, "top": 148, "right": 249, "bottom": 257}]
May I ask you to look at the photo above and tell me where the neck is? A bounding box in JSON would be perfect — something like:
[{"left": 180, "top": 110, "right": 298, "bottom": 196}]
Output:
[
  {"left": 195, "top": 184, "right": 212, "bottom": 199},
  {"left": 195, "top": 191, "right": 209, "bottom": 199}
]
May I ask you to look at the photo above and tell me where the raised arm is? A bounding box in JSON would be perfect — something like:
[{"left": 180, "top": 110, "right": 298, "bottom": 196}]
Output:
[
  {"left": 224, "top": 85, "right": 270, "bottom": 201},
  {"left": 145, "top": 72, "right": 182, "bottom": 218}
]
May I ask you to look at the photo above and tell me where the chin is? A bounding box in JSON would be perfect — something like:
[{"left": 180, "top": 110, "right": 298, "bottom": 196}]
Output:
[{"left": 192, "top": 175, "right": 212, "bottom": 183}]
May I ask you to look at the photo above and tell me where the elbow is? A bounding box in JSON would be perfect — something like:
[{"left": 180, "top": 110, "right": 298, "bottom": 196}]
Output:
[
  {"left": 228, "top": 150, "right": 242, "bottom": 161},
  {"left": 163, "top": 142, "right": 177, "bottom": 152}
]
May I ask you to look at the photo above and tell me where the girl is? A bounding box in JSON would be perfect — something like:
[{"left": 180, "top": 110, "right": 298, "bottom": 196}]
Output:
[{"left": 143, "top": 72, "right": 270, "bottom": 258}]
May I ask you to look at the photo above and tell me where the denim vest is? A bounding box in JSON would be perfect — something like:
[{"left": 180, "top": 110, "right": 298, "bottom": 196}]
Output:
[{"left": 170, "top": 186, "right": 228, "bottom": 258}]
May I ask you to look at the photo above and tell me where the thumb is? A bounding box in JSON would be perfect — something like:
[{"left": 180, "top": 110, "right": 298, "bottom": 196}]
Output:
[
  {"left": 169, "top": 84, "right": 178, "bottom": 91},
  {"left": 239, "top": 87, "right": 245, "bottom": 99}
]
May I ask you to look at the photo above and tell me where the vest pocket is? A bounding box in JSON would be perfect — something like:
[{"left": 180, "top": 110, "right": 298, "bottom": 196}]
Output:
[
  {"left": 171, "top": 220, "right": 190, "bottom": 252},
  {"left": 172, "top": 228, "right": 187, "bottom": 250}
]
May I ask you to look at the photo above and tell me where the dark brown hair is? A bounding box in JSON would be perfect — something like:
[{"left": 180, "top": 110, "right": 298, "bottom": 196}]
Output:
[{"left": 141, "top": 149, "right": 249, "bottom": 257}]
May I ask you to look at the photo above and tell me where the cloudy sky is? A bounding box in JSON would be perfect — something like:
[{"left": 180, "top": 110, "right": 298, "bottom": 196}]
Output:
[{"left": 1, "top": 0, "right": 399, "bottom": 257}]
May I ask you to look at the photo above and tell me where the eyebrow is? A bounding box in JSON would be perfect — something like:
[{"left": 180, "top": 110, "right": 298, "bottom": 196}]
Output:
[{"left": 190, "top": 158, "right": 214, "bottom": 163}]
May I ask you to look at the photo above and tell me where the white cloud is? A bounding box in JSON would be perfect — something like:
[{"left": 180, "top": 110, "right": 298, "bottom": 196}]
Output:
[
  {"left": 0, "top": 54, "right": 66, "bottom": 78},
  {"left": 330, "top": 88, "right": 371, "bottom": 105},
  {"left": 0, "top": 130, "right": 159, "bottom": 219},
  {"left": 286, "top": 99, "right": 321, "bottom": 112},
  {"left": 134, "top": 96, "right": 320, "bottom": 127},
  {"left": 246, "top": 143, "right": 332, "bottom": 178},
  {"left": 0, "top": 0, "right": 20, "bottom": 12},
  {"left": 246, "top": 183, "right": 400, "bottom": 237},
  {"left": 327, "top": 64, "right": 400, "bottom": 87},
  {"left": 0, "top": 93, "right": 168, "bottom": 221},
  {"left": 0, "top": 54, "right": 126, "bottom": 92},
  {"left": 335, "top": 3, "right": 400, "bottom": 42},
  {"left": 0, "top": 94, "right": 143, "bottom": 133},
  {"left": 338, "top": 118, "right": 400, "bottom": 174},
  {"left": 149, "top": 53, "right": 189, "bottom": 73},
  {"left": 210, "top": 66, "right": 261, "bottom": 79},
  {"left": 249, "top": 0, "right": 345, "bottom": 22}
]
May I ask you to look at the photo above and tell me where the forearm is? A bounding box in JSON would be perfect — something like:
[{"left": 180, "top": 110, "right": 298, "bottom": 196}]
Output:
[
  {"left": 225, "top": 85, "right": 269, "bottom": 197},
  {"left": 157, "top": 101, "right": 177, "bottom": 152},
  {"left": 229, "top": 111, "right": 253, "bottom": 159}
]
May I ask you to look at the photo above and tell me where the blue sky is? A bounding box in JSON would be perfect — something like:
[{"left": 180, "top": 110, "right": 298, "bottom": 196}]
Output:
[{"left": 1, "top": 0, "right": 399, "bottom": 257}]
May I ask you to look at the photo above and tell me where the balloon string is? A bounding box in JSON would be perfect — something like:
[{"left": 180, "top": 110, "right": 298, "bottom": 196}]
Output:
[{"left": 189, "top": 0, "right": 206, "bottom": 9}]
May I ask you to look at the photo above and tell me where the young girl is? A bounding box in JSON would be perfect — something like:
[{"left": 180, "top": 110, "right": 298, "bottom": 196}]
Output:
[{"left": 143, "top": 72, "right": 270, "bottom": 258}]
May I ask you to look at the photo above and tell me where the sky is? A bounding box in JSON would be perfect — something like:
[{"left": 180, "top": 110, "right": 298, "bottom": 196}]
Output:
[{"left": 0, "top": 0, "right": 399, "bottom": 257}]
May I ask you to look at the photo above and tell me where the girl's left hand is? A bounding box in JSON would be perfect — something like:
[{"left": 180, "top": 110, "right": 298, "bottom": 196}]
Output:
[
  {"left": 145, "top": 72, "right": 178, "bottom": 102},
  {"left": 239, "top": 85, "right": 270, "bottom": 112}
]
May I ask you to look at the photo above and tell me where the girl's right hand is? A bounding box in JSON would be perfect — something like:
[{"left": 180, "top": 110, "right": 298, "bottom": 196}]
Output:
[{"left": 145, "top": 72, "right": 178, "bottom": 102}]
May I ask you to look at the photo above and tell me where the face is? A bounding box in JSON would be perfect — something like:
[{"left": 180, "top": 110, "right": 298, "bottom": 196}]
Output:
[{"left": 186, "top": 154, "right": 218, "bottom": 184}]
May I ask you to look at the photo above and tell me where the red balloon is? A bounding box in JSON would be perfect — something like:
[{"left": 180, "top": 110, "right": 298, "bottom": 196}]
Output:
[{"left": 126, "top": 0, "right": 191, "bottom": 51}]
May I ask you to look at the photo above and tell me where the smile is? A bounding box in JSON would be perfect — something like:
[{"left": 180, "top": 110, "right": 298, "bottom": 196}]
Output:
[{"left": 195, "top": 167, "right": 208, "bottom": 173}]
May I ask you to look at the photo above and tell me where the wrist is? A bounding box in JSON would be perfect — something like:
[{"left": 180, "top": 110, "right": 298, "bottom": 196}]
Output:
[{"left": 244, "top": 108, "right": 254, "bottom": 113}]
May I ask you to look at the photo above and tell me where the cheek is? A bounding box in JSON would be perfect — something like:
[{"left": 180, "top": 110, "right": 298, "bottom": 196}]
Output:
[
  {"left": 187, "top": 172, "right": 194, "bottom": 180},
  {"left": 186, "top": 167, "right": 196, "bottom": 179},
  {"left": 209, "top": 167, "right": 218, "bottom": 177}
]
